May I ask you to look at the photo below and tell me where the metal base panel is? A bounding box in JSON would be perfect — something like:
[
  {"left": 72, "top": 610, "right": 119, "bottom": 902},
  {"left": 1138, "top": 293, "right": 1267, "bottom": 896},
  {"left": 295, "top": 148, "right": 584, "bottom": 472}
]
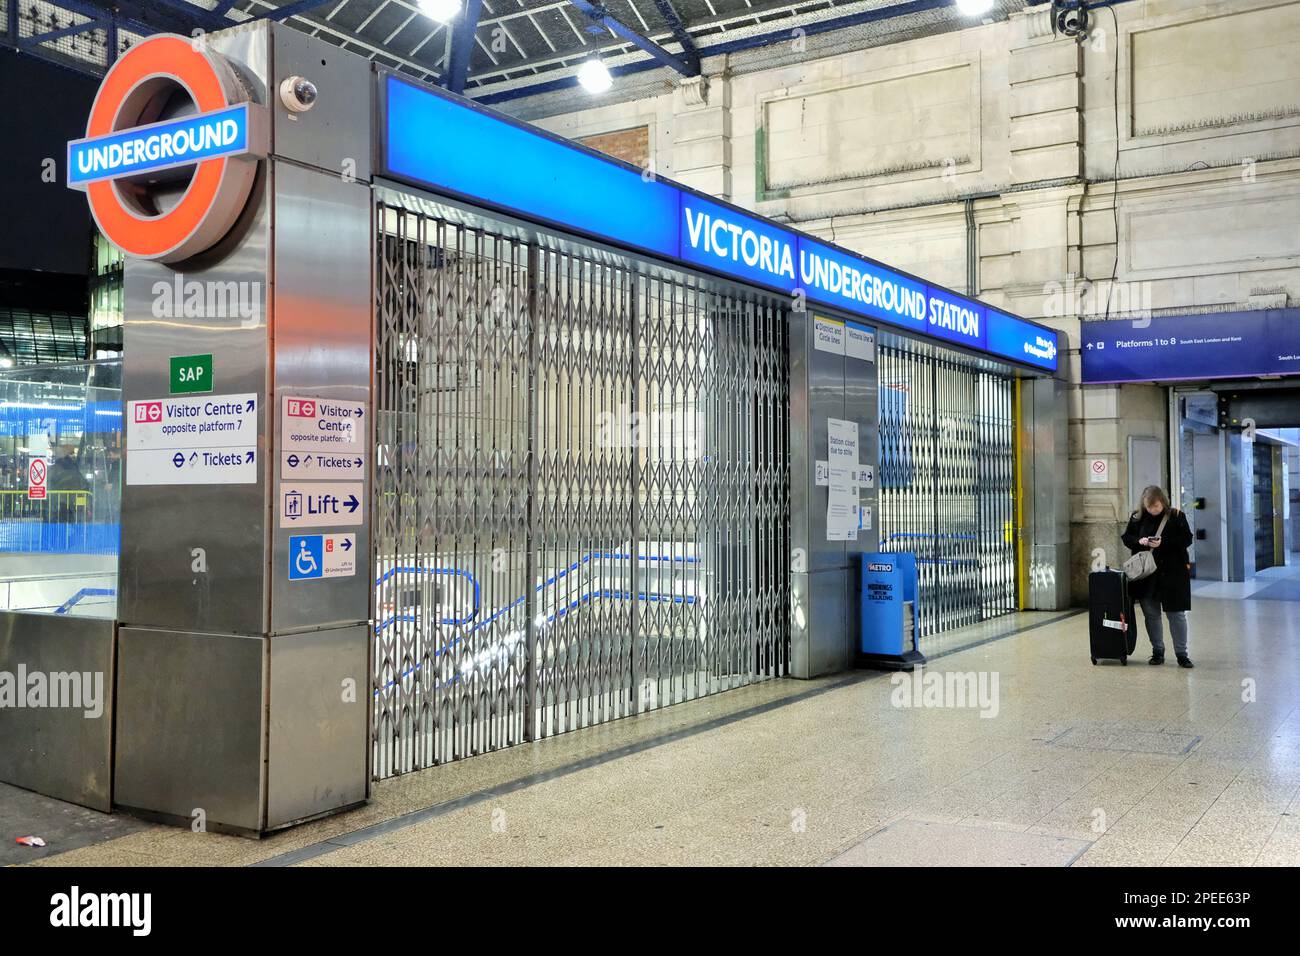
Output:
[
  {"left": 115, "top": 628, "right": 267, "bottom": 832},
  {"left": 0, "top": 612, "right": 116, "bottom": 812},
  {"left": 114, "top": 625, "right": 368, "bottom": 834},
  {"left": 267, "top": 624, "right": 370, "bottom": 829}
]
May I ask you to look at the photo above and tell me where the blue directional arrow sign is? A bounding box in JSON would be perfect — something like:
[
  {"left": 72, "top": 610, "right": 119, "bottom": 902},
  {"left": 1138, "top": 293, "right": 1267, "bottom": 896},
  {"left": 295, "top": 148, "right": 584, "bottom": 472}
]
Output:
[
  {"left": 126, "top": 390, "right": 259, "bottom": 486},
  {"left": 287, "top": 532, "right": 357, "bottom": 580},
  {"left": 279, "top": 450, "right": 365, "bottom": 481}
]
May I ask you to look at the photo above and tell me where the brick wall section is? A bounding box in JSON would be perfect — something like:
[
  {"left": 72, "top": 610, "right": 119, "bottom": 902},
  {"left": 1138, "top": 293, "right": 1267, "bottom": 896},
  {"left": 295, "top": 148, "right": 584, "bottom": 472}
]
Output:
[{"left": 576, "top": 126, "right": 650, "bottom": 170}]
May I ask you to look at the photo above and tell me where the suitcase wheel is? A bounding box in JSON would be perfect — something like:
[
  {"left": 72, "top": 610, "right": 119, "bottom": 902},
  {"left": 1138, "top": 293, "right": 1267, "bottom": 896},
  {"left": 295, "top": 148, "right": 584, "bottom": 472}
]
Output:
[
  {"left": 1091, "top": 657, "right": 1097, "bottom": 665},
  {"left": 1120, "top": 656, "right": 1128, "bottom": 665}
]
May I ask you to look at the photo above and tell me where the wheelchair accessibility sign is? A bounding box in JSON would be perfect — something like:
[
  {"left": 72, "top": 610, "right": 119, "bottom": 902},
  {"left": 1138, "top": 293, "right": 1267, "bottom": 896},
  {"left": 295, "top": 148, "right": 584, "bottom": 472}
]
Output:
[{"left": 288, "top": 533, "right": 356, "bottom": 581}]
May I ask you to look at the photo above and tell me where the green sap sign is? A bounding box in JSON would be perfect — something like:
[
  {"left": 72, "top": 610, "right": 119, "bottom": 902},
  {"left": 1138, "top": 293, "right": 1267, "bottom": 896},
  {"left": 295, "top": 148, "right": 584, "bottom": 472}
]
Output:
[{"left": 170, "top": 354, "right": 213, "bottom": 394}]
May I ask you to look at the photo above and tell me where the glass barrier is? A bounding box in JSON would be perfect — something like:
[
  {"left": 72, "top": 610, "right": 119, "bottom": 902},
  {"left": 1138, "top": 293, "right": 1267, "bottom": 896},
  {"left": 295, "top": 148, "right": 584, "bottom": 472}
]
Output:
[{"left": 0, "top": 360, "right": 121, "bottom": 618}]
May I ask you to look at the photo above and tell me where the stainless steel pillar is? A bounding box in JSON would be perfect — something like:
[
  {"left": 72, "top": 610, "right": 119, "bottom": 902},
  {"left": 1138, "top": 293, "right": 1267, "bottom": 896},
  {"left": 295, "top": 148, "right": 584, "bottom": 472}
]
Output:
[
  {"left": 1192, "top": 430, "right": 1227, "bottom": 580},
  {"left": 789, "top": 311, "right": 878, "bottom": 677},
  {"left": 1226, "top": 432, "right": 1253, "bottom": 581},
  {"left": 113, "top": 22, "right": 373, "bottom": 834}
]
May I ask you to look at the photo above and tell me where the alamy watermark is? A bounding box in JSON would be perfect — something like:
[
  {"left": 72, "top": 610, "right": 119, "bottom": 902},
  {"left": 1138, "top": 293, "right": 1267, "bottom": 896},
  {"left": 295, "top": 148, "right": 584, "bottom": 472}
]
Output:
[
  {"left": 595, "top": 403, "right": 699, "bottom": 456},
  {"left": 889, "top": 664, "right": 1000, "bottom": 719},
  {"left": 152, "top": 274, "right": 261, "bottom": 328},
  {"left": 1043, "top": 274, "right": 1153, "bottom": 326},
  {"left": 0, "top": 666, "right": 104, "bottom": 718},
  {"left": 50, "top": 886, "right": 151, "bottom": 936}
]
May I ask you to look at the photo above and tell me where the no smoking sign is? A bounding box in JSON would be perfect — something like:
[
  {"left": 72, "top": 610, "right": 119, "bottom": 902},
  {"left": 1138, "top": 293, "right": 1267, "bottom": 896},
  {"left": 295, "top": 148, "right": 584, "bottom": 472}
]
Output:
[
  {"left": 1089, "top": 458, "right": 1108, "bottom": 484},
  {"left": 28, "top": 458, "right": 47, "bottom": 500}
]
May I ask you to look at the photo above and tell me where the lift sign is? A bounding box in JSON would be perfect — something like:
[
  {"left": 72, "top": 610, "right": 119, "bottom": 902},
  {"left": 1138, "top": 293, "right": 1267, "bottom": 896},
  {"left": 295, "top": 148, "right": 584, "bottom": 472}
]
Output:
[{"left": 280, "top": 481, "right": 364, "bottom": 528}]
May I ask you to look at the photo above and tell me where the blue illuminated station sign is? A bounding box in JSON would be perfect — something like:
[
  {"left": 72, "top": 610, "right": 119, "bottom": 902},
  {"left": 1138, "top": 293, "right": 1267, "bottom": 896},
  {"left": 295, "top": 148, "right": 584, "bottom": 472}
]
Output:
[{"left": 381, "top": 76, "right": 1058, "bottom": 373}]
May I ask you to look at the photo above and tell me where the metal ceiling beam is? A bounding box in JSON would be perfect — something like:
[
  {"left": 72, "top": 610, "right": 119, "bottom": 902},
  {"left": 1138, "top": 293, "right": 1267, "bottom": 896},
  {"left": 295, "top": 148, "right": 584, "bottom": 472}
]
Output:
[
  {"left": 478, "top": 0, "right": 958, "bottom": 100},
  {"left": 123, "top": 0, "right": 234, "bottom": 32},
  {"left": 565, "top": 0, "right": 699, "bottom": 77},
  {"left": 260, "top": 0, "right": 340, "bottom": 21},
  {"left": 46, "top": 0, "right": 226, "bottom": 35},
  {"left": 445, "top": 0, "right": 485, "bottom": 93},
  {"left": 465, "top": 0, "right": 854, "bottom": 86},
  {"left": 476, "top": 46, "right": 664, "bottom": 102},
  {"left": 651, "top": 0, "right": 700, "bottom": 73},
  {"left": 1, "top": 0, "right": 196, "bottom": 75},
  {"left": 22, "top": 20, "right": 104, "bottom": 47},
  {"left": 239, "top": 0, "right": 443, "bottom": 79},
  {"left": 477, "top": 2, "right": 586, "bottom": 28}
]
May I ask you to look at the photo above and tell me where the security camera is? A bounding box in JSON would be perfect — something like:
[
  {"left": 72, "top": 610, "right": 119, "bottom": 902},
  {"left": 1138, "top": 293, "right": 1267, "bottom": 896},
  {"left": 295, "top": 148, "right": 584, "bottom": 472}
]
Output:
[
  {"left": 1052, "top": 0, "right": 1090, "bottom": 39},
  {"left": 279, "top": 75, "right": 318, "bottom": 113}
]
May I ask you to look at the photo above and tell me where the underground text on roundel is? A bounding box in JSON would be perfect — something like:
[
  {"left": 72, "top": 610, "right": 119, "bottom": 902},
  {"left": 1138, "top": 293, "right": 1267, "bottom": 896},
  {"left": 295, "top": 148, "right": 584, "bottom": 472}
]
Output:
[{"left": 67, "top": 104, "right": 250, "bottom": 188}]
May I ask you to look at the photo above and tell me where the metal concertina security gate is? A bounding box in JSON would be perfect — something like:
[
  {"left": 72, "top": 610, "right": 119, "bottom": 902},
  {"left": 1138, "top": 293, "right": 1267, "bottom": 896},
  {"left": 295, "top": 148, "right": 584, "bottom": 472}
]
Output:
[
  {"left": 876, "top": 339, "right": 1018, "bottom": 645},
  {"left": 371, "top": 196, "right": 790, "bottom": 778}
]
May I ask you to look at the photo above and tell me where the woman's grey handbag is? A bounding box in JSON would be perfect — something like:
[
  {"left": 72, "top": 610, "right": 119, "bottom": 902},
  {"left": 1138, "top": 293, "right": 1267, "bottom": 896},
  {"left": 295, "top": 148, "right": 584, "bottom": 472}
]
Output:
[{"left": 1123, "top": 513, "right": 1169, "bottom": 581}]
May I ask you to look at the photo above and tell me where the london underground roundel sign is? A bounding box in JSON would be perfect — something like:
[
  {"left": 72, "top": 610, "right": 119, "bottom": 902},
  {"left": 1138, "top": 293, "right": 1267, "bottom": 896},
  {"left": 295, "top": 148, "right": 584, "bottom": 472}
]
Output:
[{"left": 66, "top": 34, "right": 266, "bottom": 263}]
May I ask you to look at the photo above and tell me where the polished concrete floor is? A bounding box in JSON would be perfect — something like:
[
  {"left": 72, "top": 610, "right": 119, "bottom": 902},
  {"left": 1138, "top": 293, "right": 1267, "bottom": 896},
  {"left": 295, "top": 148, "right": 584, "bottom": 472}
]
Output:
[
  {"left": 1190, "top": 560, "right": 1300, "bottom": 600},
  {"left": 18, "top": 593, "right": 1300, "bottom": 867}
]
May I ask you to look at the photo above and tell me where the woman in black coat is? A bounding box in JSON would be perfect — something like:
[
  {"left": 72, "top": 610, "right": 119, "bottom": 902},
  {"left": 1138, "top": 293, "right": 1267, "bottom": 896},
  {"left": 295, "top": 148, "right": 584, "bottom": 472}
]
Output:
[{"left": 1121, "top": 485, "right": 1194, "bottom": 668}]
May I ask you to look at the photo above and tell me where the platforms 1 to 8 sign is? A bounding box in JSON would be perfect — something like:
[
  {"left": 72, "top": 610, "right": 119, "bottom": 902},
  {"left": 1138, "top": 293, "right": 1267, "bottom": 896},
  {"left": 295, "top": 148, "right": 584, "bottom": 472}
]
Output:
[{"left": 126, "top": 393, "right": 257, "bottom": 485}]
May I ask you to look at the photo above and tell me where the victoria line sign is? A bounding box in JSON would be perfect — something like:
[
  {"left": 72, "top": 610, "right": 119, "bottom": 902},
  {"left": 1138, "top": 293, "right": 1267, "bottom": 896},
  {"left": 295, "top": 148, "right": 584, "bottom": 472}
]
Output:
[{"left": 381, "top": 75, "right": 1058, "bottom": 373}]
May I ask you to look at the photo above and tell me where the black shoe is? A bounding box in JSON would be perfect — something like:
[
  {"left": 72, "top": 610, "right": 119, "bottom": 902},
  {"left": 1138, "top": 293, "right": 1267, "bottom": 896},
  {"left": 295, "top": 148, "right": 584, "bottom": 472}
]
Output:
[
  {"left": 1148, "top": 654, "right": 1164, "bottom": 665},
  {"left": 1177, "top": 655, "right": 1194, "bottom": 669}
]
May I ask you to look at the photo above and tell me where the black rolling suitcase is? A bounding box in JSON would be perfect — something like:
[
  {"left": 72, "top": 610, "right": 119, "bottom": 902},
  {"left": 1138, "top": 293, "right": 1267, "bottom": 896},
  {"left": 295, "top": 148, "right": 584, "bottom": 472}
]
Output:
[{"left": 1088, "top": 569, "right": 1137, "bottom": 665}]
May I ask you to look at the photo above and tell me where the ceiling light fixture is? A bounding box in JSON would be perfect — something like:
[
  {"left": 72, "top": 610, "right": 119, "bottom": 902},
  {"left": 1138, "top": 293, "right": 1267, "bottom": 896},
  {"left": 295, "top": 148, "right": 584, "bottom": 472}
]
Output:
[
  {"left": 577, "top": 58, "right": 613, "bottom": 94},
  {"left": 418, "top": 0, "right": 463, "bottom": 24}
]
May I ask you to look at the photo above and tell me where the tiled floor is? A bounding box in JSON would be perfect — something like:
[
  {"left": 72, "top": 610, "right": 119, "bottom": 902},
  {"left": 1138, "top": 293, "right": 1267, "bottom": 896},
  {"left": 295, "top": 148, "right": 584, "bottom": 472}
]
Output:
[
  {"left": 1191, "top": 561, "right": 1300, "bottom": 600},
  {"left": 20, "top": 593, "right": 1300, "bottom": 867}
]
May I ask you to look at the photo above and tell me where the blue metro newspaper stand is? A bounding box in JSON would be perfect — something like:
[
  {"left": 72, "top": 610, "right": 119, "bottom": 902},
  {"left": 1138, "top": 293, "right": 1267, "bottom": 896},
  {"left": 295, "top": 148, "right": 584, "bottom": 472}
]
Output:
[{"left": 857, "top": 552, "right": 925, "bottom": 671}]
